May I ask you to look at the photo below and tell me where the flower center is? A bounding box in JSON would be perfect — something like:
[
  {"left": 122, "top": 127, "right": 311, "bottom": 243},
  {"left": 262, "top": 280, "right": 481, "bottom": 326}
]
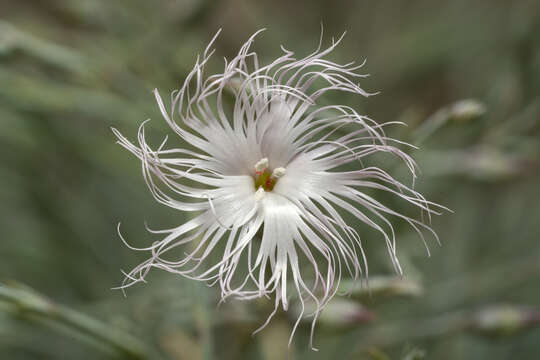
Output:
[{"left": 253, "top": 158, "right": 286, "bottom": 192}]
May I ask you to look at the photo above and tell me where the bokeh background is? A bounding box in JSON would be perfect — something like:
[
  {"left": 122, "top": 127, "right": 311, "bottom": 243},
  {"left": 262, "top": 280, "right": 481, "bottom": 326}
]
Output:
[{"left": 1, "top": 1, "right": 539, "bottom": 359}]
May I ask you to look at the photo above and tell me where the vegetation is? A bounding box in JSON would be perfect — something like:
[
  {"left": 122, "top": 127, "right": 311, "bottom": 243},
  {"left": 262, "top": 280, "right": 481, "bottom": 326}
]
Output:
[{"left": 1, "top": 1, "right": 539, "bottom": 359}]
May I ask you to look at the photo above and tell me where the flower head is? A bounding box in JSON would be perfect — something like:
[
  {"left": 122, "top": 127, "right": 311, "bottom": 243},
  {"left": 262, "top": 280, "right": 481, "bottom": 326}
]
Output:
[{"left": 113, "top": 29, "right": 443, "bottom": 348}]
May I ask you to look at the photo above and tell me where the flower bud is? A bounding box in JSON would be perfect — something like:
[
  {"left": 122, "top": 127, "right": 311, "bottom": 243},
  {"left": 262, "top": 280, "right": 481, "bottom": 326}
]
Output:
[
  {"left": 472, "top": 305, "right": 540, "bottom": 337},
  {"left": 450, "top": 99, "right": 486, "bottom": 122},
  {"left": 291, "top": 298, "right": 374, "bottom": 328},
  {"left": 339, "top": 276, "right": 423, "bottom": 299}
]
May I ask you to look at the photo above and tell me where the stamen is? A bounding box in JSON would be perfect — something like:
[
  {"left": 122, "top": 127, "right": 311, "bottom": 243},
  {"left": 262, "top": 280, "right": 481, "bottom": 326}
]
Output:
[
  {"left": 271, "top": 167, "right": 286, "bottom": 179},
  {"left": 254, "top": 187, "right": 266, "bottom": 201},
  {"left": 253, "top": 159, "right": 286, "bottom": 191},
  {"left": 254, "top": 158, "right": 269, "bottom": 174}
]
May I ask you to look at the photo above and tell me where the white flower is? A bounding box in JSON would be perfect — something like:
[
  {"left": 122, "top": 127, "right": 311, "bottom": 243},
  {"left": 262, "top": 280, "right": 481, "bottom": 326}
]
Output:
[{"left": 113, "top": 29, "right": 444, "bottom": 348}]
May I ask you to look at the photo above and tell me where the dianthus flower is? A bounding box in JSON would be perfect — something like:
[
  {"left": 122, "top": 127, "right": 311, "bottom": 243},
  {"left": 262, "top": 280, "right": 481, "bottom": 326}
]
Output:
[{"left": 113, "top": 30, "right": 443, "bottom": 347}]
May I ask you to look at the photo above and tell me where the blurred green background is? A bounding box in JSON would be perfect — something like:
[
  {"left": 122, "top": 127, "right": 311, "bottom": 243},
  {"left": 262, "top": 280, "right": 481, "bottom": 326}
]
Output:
[{"left": 1, "top": 1, "right": 539, "bottom": 359}]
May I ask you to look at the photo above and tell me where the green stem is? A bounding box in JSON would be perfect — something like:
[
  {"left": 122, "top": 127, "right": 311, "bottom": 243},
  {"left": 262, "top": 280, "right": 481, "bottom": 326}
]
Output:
[{"left": 0, "top": 283, "right": 147, "bottom": 359}]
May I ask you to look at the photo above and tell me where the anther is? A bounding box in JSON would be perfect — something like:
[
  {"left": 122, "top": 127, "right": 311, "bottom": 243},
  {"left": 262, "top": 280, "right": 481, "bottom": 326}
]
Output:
[
  {"left": 271, "top": 167, "right": 286, "bottom": 179},
  {"left": 254, "top": 158, "right": 269, "bottom": 174},
  {"left": 253, "top": 159, "right": 285, "bottom": 192},
  {"left": 254, "top": 187, "right": 266, "bottom": 201}
]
